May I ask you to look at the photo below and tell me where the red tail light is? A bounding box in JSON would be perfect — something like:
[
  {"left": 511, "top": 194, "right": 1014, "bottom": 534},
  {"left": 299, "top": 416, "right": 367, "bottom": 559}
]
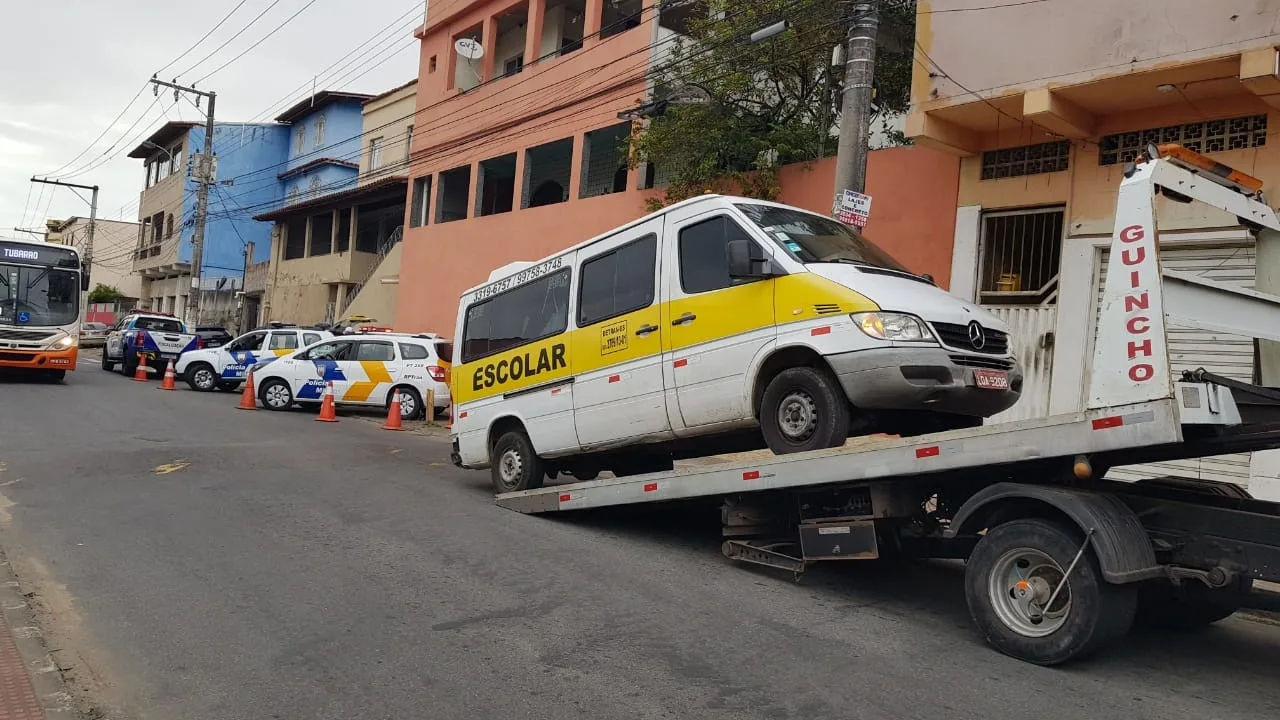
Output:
[
  {"left": 196, "top": 337, "right": 205, "bottom": 349},
  {"left": 134, "top": 330, "right": 149, "bottom": 346},
  {"left": 427, "top": 365, "right": 446, "bottom": 381}
]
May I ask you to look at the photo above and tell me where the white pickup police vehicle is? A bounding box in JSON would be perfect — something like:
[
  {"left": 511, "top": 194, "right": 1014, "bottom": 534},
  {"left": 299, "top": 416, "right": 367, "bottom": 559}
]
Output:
[{"left": 175, "top": 325, "right": 331, "bottom": 392}]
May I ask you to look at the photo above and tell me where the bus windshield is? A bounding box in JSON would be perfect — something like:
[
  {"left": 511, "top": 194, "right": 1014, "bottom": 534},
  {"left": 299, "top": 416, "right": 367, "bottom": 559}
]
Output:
[{"left": 0, "top": 264, "right": 80, "bottom": 327}]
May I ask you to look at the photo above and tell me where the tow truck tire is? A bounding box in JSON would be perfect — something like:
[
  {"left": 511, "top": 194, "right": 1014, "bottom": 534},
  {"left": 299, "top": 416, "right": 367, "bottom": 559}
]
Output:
[
  {"left": 760, "top": 367, "right": 850, "bottom": 455},
  {"left": 100, "top": 352, "right": 115, "bottom": 372},
  {"left": 258, "top": 378, "right": 295, "bottom": 411},
  {"left": 964, "top": 518, "right": 1137, "bottom": 666},
  {"left": 490, "top": 430, "right": 545, "bottom": 494},
  {"left": 185, "top": 362, "right": 218, "bottom": 392},
  {"left": 389, "top": 386, "right": 425, "bottom": 421},
  {"left": 1136, "top": 578, "right": 1252, "bottom": 630}
]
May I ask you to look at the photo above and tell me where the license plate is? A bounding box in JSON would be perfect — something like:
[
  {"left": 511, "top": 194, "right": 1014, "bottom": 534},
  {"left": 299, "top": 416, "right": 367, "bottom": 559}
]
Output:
[{"left": 973, "top": 369, "right": 1009, "bottom": 390}]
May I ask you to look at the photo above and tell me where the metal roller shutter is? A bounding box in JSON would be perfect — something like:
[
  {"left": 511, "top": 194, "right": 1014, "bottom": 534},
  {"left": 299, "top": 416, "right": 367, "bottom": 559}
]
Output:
[{"left": 1093, "top": 236, "right": 1256, "bottom": 485}]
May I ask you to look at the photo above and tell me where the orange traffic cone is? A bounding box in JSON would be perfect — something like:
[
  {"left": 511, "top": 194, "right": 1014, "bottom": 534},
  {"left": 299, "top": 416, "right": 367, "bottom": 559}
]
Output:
[
  {"left": 159, "top": 359, "right": 177, "bottom": 390},
  {"left": 316, "top": 381, "right": 339, "bottom": 422},
  {"left": 236, "top": 369, "right": 258, "bottom": 410},
  {"left": 382, "top": 390, "right": 405, "bottom": 431},
  {"left": 133, "top": 356, "right": 149, "bottom": 382}
]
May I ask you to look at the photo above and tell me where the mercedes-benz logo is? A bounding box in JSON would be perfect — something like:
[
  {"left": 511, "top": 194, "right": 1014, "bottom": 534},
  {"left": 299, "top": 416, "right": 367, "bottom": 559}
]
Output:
[{"left": 967, "top": 321, "right": 986, "bottom": 350}]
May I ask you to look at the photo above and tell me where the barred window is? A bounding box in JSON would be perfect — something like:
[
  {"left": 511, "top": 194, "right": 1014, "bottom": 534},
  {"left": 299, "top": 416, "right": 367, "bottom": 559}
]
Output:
[
  {"left": 980, "top": 140, "right": 1070, "bottom": 180},
  {"left": 1098, "top": 115, "right": 1267, "bottom": 166}
]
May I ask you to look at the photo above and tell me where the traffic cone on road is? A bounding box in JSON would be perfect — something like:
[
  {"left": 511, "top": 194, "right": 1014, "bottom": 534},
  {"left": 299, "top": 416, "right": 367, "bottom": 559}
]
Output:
[
  {"left": 159, "top": 359, "right": 177, "bottom": 390},
  {"left": 133, "top": 357, "right": 149, "bottom": 382},
  {"left": 382, "top": 390, "right": 405, "bottom": 431},
  {"left": 316, "top": 381, "right": 339, "bottom": 422},
  {"left": 236, "top": 369, "right": 258, "bottom": 411}
]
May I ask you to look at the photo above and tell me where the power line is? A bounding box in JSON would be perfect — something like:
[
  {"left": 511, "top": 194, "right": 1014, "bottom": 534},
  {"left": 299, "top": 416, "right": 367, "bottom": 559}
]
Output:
[
  {"left": 175, "top": 0, "right": 286, "bottom": 80},
  {"left": 195, "top": 0, "right": 322, "bottom": 83},
  {"left": 155, "top": 0, "right": 252, "bottom": 75}
]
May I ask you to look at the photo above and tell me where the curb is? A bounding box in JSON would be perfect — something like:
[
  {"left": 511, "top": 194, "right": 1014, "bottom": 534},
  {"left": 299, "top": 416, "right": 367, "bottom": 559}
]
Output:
[{"left": 0, "top": 551, "right": 76, "bottom": 719}]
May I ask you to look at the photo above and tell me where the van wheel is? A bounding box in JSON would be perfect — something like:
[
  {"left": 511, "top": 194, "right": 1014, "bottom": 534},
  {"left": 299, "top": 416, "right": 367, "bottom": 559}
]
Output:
[
  {"left": 760, "top": 367, "right": 850, "bottom": 454},
  {"left": 491, "top": 430, "right": 545, "bottom": 494}
]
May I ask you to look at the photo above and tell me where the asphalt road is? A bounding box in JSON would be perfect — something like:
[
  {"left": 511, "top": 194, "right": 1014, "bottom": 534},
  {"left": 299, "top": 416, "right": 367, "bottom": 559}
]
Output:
[{"left": 0, "top": 356, "right": 1278, "bottom": 720}]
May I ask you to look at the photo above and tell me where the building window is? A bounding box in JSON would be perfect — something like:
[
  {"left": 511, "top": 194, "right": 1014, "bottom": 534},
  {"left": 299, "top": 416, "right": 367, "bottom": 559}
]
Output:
[
  {"left": 370, "top": 137, "right": 384, "bottom": 170},
  {"left": 429, "top": 56, "right": 437, "bottom": 73},
  {"left": 495, "top": 5, "right": 529, "bottom": 79},
  {"left": 284, "top": 216, "right": 308, "bottom": 260},
  {"left": 545, "top": 0, "right": 586, "bottom": 58},
  {"left": 295, "top": 128, "right": 306, "bottom": 155},
  {"left": 288, "top": 187, "right": 300, "bottom": 204},
  {"left": 406, "top": 125, "right": 413, "bottom": 159},
  {"left": 436, "top": 166, "right": 471, "bottom": 223},
  {"left": 980, "top": 140, "right": 1070, "bottom": 180},
  {"left": 600, "top": 0, "right": 643, "bottom": 39},
  {"left": 310, "top": 212, "right": 334, "bottom": 256},
  {"left": 523, "top": 137, "right": 573, "bottom": 208},
  {"left": 314, "top": 114, "right": 326, "bottom": 147},
  {"left": 977, "top": 207, "right": 1064, "bottom": 306},
  {"left": 410, "top": 176, "right": 431, "bottom": 228},
  {"left": 309, "top": 175, "right": 323, "bottom": 196},
  {"left": 477, "top": 153, "right": 516, "bottom": 216},
  {"left": 336, "top": 208, "right": 352, "bottom": 252},
  {"left": 165, "top": 214, "right": 174, "bottom": 238},
  {"left": 170, "top": 145, "right": 183, "bottom": 175},
  {"left": 1098, "top": 114, "right": 1268, "bottom": 166},
  {"left": 580, "top": 123, "right": 631, "bottom": 198}
]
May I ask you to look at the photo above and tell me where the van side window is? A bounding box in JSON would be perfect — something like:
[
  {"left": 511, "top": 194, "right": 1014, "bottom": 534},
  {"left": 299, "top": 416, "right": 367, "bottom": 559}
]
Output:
[
  {"left": 578, "top": 234, "right": 657, "bottom": 327},
  {"left": 678, "top": 216, "right": 761, "bottom": 294},
  {"left": 462, "top": 268, "right": 571, "bottom": 362}
]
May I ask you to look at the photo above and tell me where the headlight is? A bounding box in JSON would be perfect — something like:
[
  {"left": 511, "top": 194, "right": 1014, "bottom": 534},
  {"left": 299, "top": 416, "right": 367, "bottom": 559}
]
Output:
[
  {"left": 851, "top": 312, "right": 934, "bottom": 342},
  {"left": 53, "top": 335, "right": 76, "bottom": 349}
]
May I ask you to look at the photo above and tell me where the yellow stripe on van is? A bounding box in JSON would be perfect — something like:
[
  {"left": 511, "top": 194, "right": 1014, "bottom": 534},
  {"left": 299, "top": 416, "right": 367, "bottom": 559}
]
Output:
[
  {"left": 344, "top": 361, "right": 393, "bottom": 402},
  {"left": 772, "top": 273, "right": 879, "bottom": 321}
]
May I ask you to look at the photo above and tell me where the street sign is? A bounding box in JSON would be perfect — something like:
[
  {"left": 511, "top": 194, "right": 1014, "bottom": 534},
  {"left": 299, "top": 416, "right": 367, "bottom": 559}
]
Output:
[{"left": 835, "top": 189, "right": 872, "bottom": 228}]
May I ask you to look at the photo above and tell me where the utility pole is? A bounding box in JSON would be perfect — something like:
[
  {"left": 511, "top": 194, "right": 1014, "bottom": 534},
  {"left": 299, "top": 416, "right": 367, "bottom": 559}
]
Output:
[
  {"left": 239, "top": 241, "right": 254, "bottom": 334},
  {"left": 30, "top": 177, "right": 99, "bottom": 322},
  {"left": 150, "top": 76, "right": 216, "bottom": 328},
  {"left": 832, "top": 0, "right": 879, "bottom": 207},
  {"left": 12, "top": 227, "right": 46, "bottom": 240}
]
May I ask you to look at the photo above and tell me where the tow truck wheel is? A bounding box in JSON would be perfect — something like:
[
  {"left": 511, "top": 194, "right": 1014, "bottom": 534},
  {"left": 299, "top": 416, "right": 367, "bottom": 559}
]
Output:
[
  {"left": 185, "top": 362, "right": 218, "bottom": 392},
  {"left": 964, "top": 518, "right": 1136, "bottom": 665},
  {"left": 258, "top": 378, "right": 295, "bottom": 411},
  {"left": 760, "top": 367, "right": 850, "bottom": 454},
  {"left": 490, "top": 429, "right": 545, "bottom": 494}
]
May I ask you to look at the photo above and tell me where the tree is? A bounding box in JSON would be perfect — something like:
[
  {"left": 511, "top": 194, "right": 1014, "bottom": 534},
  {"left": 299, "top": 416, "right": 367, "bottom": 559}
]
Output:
[
  {"left": 629, "top": 0, "right": 916, "bottom": 210},
  {"left": 88, "top": 283, "right": 126, "bottom": 304}
]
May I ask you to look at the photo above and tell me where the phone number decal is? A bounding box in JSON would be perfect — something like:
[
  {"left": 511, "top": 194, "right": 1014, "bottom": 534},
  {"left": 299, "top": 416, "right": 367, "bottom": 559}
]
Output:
[{"left": 473, "top": 256, "right": 566, "bottom": 300}]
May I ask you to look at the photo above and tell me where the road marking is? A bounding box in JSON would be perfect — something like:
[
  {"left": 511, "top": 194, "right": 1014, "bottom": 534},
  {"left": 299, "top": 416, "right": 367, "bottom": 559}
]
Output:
[{"left": 153, "top": 460, "right": 190, "bottom": 475}]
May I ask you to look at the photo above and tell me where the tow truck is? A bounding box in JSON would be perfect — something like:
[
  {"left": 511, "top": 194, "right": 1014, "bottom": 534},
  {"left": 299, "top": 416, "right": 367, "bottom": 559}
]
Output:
[{"left": 487, "top": 145, "right": 1280, "bottom": 665}]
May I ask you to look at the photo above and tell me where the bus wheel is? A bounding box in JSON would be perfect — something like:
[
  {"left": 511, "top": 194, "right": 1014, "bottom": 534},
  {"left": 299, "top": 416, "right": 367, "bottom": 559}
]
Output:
[
  {"left": 44, "top": 370, "right": 66, "bottom": 383},
  {"left": 490, "top": 429, "right": 545, "bottom": 494},
  {"left": 964, "top": 518, "right": 1136, "bottom": 665}
]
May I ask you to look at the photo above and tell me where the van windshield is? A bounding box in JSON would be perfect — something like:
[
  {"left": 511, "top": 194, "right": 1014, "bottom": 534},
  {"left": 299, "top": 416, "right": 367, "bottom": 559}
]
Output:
[{"left": 735, "top": 204, "right": 910, "bottom": 273}]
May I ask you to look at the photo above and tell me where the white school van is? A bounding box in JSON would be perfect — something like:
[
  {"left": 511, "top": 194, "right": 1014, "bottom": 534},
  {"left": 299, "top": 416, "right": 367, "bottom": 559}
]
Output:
[{"left": 450, "top": 195, "right": 1023, "bottom": 493}]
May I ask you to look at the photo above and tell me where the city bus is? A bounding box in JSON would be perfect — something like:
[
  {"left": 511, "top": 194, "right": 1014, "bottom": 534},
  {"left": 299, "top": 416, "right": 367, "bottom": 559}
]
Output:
[{"left": 0, "top": 237, "right": 89, "bottom": 381}]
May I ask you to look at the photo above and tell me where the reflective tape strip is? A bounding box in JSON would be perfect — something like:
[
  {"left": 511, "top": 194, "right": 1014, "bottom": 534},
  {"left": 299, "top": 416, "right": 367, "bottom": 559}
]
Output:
[
  {"left": 673, "top": 359, "right": 688, "bottom": 368},
  {"left": 558, "top": 493, "right": 572, "bottom": 503},
  {"left": 1091, "top": 410, "right": 1155, "bottom": 430},
  {"left": 916, "top": 446, "right": 939, "bottom": 459},
  {"left": 608, "top": 374, "right": 621, "bottom": 383},
  {"left": 743, "top": 470, "right": 760, "bottom": 481},
  {"left": 810, "top": 326, "right": 831, "bottom": 336},
  {"left": 643, "top": 482, "right": 658, "bottom": 493}
]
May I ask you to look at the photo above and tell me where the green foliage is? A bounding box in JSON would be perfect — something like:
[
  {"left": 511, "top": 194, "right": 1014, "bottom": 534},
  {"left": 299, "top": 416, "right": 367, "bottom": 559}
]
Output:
[
  {"left": 87, "top": 283, "right": 125, "bottom": 304},
  {"left": 629, "top": 0, "right": 916, "bottom": 209}
]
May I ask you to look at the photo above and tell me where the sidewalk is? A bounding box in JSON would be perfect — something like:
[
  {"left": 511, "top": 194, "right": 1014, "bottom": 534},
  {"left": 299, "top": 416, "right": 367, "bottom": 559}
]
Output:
[{"left": 0, "top": 552, "right": 73, "bottom": 719}]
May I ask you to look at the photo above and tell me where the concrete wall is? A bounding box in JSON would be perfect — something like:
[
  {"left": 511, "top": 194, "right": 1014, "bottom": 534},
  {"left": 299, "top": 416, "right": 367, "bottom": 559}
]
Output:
[
  {"left": 281, "top": 163, "right": 359, "bottom": 203},
  {"left": 360, "top": 81, "right": 418, "bottom": 182},
  {"left": 341, "top": 242, "right": 403, "bottom": 326},
  {"left": 913, "top": 0, "right": 1279, "bottom": 108},
  {"left": 47, "top": 218, "right": 142, "bottom": 299}
]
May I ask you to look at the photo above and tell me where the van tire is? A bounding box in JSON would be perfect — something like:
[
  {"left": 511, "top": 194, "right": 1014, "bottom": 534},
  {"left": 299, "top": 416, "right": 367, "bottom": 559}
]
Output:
[
  {"left": 760, "top": 367, "right": 850, "bottom": 454},
  {"left": 491, "top": 430, "right": 546, "bottom": 494}
]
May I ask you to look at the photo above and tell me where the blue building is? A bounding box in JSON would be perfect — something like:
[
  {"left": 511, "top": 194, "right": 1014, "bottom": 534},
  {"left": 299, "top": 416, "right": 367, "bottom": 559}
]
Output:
[
  {"left": 274, "top": 91, "right": 372, "bottom": 207},
  {"left": 129, "top": 120, "right": 289, "bottom": 323}
]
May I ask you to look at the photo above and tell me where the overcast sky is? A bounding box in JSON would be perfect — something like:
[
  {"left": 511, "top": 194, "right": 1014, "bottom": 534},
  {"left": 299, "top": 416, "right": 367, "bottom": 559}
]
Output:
[{"left": 0, "top": 0, "right": 422, "bottom": 240}]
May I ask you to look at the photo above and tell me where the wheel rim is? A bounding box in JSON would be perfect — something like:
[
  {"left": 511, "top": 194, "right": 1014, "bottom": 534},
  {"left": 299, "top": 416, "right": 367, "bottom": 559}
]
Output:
[
  {"left": 398, "top": 392, "right": 416, "bottom": 418},
  {"left": 776, "top": 390, "right": 818, "bottom": 441},
  {"left": 264, "top": 383, "right": 291, "bottom": 409},
  {"left": 988, "top": 548, "right": 1072, "bottom": 637},
  {"left": 194, "top": 368, "right": 215, "bottom": 390},
  {"left": 498, "top": 448, "right": 523, "bottom": 489}
]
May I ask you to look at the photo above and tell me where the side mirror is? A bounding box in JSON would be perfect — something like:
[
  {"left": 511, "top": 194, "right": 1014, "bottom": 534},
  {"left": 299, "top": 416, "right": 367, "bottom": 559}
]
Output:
[{"left": 727, "top": 239, "right": 771, "bottom": 279}]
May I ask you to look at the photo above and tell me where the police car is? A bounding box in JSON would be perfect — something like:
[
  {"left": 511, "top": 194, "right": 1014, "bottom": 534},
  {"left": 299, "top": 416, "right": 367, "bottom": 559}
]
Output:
[
  {"left": 250, "top": 331, "right": 452, "bottom": 420},
  {"left": 174, "top": 325, "right": 332, "bottom": 392},
  {"left": 101, "top": 313, "right": 198, "bottom": 377}
]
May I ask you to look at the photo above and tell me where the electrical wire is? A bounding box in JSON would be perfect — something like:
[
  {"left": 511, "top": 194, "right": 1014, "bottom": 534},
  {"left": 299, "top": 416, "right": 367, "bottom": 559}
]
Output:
[
  {"left": 155, "top": 0, "right": 252, "bottom": 75},
  {"left": 195, "top": 0, "right": 323, "bottom": 83},
  {"left": 174, "top": 0, "right": 286, "bottom": 80}
]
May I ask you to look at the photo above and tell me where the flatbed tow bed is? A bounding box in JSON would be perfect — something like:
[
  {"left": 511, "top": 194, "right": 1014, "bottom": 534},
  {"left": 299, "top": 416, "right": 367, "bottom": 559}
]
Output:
[{"left": 491, "top": 145, "right": 1280, "bottom": 665}]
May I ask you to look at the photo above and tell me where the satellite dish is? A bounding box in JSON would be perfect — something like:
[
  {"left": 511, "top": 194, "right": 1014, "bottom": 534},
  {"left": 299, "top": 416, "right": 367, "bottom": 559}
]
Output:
[{"left": 454, "top": 38, "right": 484, "bottom": 61}]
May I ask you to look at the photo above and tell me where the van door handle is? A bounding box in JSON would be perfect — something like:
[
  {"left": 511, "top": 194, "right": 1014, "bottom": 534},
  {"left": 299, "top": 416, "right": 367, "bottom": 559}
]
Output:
[
  {"left": 672, "top": 313, "right": 696, "bottom": 326},
  {"left": 635, "top": 324, "right": 658, "bottom": 337}
]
